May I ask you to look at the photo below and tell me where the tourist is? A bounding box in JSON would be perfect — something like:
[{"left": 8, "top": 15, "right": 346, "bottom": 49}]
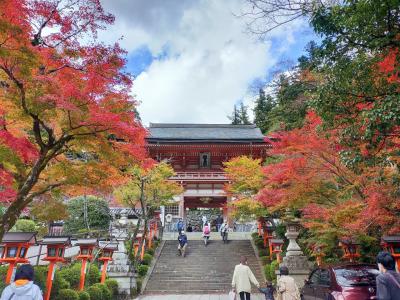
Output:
[
  {"left": 276, "top": 266, "right": 300, "bottom": 300},
  {"left": 232, "top": 256, "right": 260, "bottom": 300},
  {"left": 202, "top": 222, "right": 211, "bottom": 246},
  {"left": 177, "top": 230, "right": 188, "bottom": 257},
  {"left": 259, "top": 280, "right": 275, "bottom": 300},
  {"left": 202, "top": 215, "right": 207, "bottom": 227},
  {"left": 176, "top": 218, "right": 184, "bottom": 235},
  {"left": 220, "top": 221, "right": 229, "bottom": 243},
  {"left": 0, "top": 264, "right": 43, "bottom": 300},
  {"left": 216, "top": 215, "right": 223, "bottom": 232},
  {"left": 187, "top": 224, "right": 193, "bottom": 232},
  {"left": 376, "top": 251, "right": 400, "bottom": 300}
]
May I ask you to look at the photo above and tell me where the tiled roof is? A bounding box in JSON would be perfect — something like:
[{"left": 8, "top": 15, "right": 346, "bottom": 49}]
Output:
[
  {"left": 1, "top": 232, "right": 37, "bottom": 244},
  {"left": 147, "top": 123, "right": 265, "bottom": 142},
  {"left": 41, "top": 236, "right": 71, "bottom": 245}
]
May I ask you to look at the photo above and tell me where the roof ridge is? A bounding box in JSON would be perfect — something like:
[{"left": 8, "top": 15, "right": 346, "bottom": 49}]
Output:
[{"left": 149, "top": 123, "right": 257, "bottom": 129}]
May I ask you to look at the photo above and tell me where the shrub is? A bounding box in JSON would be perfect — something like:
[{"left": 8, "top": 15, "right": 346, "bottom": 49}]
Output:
[
  {"left": 137, "top": 265, "right": 149, "bottom": 277},
  {"left": 269, "top": 260, "right": 279, "bottom": 281},
  {"left": 33, "top": 266, "right": 48, "bottom": 294},
  {"left": 58, "top": 289, "right": 79, "bottom": 300},
  {"left": 51, "top": 274, "right": 71, "bottom": 299},
  {"left": 264, "top": 264, "right": 273, "bottom": 281},
  {"left": 0, "top": 266, "right": 8, "bottom": 295},
  {"left": 251, "top": 232, "right": 259, "bottom": 239},
  {"left": 92, "top": 283, "right": 112, "bottom": 300},
  {"left": 255, "top": 238, "right": 264, "bottom": 249},
  {"left": 78, "top": 291, "right": 90, "bottom": 300},
  {"left": 141, "top": 253, "right": 153, "bottom": 265},
  {"left": 87, "top": 286, "right": 102, "bottom": 300},
  {"left": 260, "top": 256, "right": 270, "bottom": 265},
  {"left": 59, "top": 263, "right": 81, "bottom": 289},
  {"left": 136, "top": 278, "right": 142, "bottom": 293},
  {"left": 146, "top": 248, "right": 155, "bottom": 255},
  {"left": 105, "top": 279, "right": 118, "bottom": 296},
  {"left": 86, "top": 264, "right": 100, "bottom": 286},
  {"left": 12, "top": 219, "right": 36, "bottom": 232},
  {"left": 258, "top": 248, "right": 267, "bottom": 257}
]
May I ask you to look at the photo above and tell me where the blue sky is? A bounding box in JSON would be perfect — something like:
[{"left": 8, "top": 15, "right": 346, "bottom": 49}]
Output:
[{"left": 100, "top": 0, "right": 318, "bottom": 125}]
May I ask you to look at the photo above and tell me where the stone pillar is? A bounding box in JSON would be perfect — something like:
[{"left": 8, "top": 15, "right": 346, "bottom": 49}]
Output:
[{"left": 279, "top": 218, "right": 311, "bottom": 288}]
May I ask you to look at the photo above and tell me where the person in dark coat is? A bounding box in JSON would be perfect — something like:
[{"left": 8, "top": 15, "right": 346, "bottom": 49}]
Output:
[
  {"left": 259, "top": 280, "right": 275, "bottom": 300},
  {"left": 376, "top": 251, "right": 400, "bottom": 300}
]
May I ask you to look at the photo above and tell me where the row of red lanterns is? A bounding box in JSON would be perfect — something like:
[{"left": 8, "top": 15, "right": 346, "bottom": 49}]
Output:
[{"left": 0, "top": 232, "right": 118, "bottom": 300}]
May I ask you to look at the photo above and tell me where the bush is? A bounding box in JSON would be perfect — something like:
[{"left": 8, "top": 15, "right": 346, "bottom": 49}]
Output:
[
  {"left": 105, "top": 279, "right": 118, "bottom": 296},
  {"left": 269, "top": 260, "right": 279, "bottom": 282},
  {"left": 264, "top": 264, "right": 273, "bottom": 281},
  {"left": 58, "top": 289, "right": 79, "bottom": 300},
  {"left": 12, "top": 219, "right": 36, "bottom": 232},
  {"left": 78, "top": 291, "right": 90, "bottom": 300},
  {"left": 0, "top": 266, "right": 8, "bottom": 295},
  {"left": 33, "top": 266, "right": 48, "bottom": 294},
  {"left": 87, "top": 286, "right": 102, "bottom": 300},
  {"left": 255, "top": 238, "right": 264, "bottom": 249},
  {"left": 136, "top": 278, "right": 142, "bottom": 293},
  {"left": 251, "top": 232, "right": 259, "bottom": 239},
  {"left": 59, "top": 263, "right": 81, "bottom": 289},
  {"left": 141, "top": 253, "right": 153, "bottom": 265},
  {"left": 146, "top": 248, "right": 155, "bottom": 255},
  {"left": 86, "top": 264, "right": 100, "bottom": 286},
  {"left": 92, "top": 283, "right": 112, "bottom": 300},
  {"left": 258, "top": 248, "right": 267, "bottom": 257},
  {"left": 137, "top": 265, "right": 149, "bottom": 277},
  {"left": 260, "top": 256, "right": 270, "bottom": 265}
]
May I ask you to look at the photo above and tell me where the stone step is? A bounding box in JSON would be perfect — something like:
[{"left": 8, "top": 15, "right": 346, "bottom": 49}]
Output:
[{"left": 144, "top": 240, "right": 264, "bottom": 294}]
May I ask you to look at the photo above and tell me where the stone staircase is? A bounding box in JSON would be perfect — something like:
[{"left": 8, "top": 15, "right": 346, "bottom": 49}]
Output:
[{"left": 144, "top": 240, "right": 263, "bottom": 294}]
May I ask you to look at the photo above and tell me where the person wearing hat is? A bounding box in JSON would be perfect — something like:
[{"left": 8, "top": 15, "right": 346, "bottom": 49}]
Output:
[
  {"left": 276, "top": 266, "right": 300, "bottom": 300},
  {"left": 177, "top": 230, "right": 188, "bottom": 257},
  {"left": 0, "top": 264, "right": 43, "bottom": 300}
]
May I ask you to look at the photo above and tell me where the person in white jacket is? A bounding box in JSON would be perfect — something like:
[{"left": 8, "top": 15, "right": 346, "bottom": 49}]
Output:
[
  {"left": 232, "top": 256, "right": 260, "bottom": 300},
  {"left": 276, "top": 266, "right": 300, "bottom": 300},
  {"left": 0, "top": 264, "right": 43, "bottom": 300}
]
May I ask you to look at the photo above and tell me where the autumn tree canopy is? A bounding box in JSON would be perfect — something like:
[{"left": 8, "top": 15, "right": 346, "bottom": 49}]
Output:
[{"left": 0, "top": 0, "right": 146, "bottom": 238}]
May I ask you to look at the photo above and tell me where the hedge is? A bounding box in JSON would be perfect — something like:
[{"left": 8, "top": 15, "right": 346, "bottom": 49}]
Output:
[
  {"left": 141, "top": 253, "right": 153, "bottom": 265},
  {"left": 87, "top": 285, "right": 102, "bottom": 300},
  {"left": 58, "top": 289, "right": 79, "bottom": 300},
  {"left": 146, "top": 248, "right": 155, "bottom": 256},
  {"left": 105, "top": 279, "right": 118, "bottom": 296},
  {"left": 92, "top": 283, "right": 112, "bottom": 300},
  {"left": 137, "top": 265, "right": 149, "bottom": 277},
  {"left": 78, "top": 291, "right": 90, "bottom": 300}
]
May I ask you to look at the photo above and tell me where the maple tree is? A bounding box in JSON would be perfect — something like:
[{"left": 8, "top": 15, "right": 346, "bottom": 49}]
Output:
[
  {"left": 223, "top": 156, "right": 267, "bottom": 220},
  {"left": 114, "top": 160, "right": 183, "bottom": 263},
  {"left": 0, "top": 0, "right": 146, "bottom": 239}
]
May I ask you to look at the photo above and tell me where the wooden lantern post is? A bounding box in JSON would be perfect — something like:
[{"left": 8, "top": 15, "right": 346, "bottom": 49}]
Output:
[
  {"left": 262, "top": 220, "right": 275, "bottom": 257},
  {"left": 381, "top": 235, "right": 400, "bottom": 271},
  {"left": 41, "top": 236, "right": 71, "bottom": 300},
  {"left": 339, "top": 239, "right": 360, "bottom": 262},
  {"left": 133, "top": 233, "right": 143, "bottom": 258},
  {"left": 257, "top": 217, "right": 264, "bottom": 237},
  {"left": 76, "top": 239, "right": 98, "bottom": 291},
  {"left": 98, "top": 242, "right": 118, "bottom": 284},
  {"left": 270, "top": 239, "right": 284, "bottom": 263},
  {"left": 0, "top": 232, "right": 37, "bottom": 284},
  {"left": 148, "top": 224, "right": 153, "bottom": 249}
]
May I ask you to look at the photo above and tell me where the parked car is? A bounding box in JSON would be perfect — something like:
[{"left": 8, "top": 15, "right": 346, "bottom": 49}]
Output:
[{"left": 301, "top": 263, "right": 379, "bottom": 300}]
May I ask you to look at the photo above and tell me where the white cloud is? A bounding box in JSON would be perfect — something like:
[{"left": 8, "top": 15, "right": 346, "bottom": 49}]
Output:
[{"left": 100, "top": 0, "right": 308, "bottom": 125}]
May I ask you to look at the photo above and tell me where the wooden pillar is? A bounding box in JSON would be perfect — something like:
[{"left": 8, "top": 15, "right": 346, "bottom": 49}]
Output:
[
  {"left": 79, "top": 259, "right": 88, "bottom": 291},
  {"left": 100, "top": 260, "right": 109, "bottom": 284},
  {"left": 44, "top": 262, "right": 56, "bottom": 300},
  {"left": 5, "top": 262, "right": 16, "bottom": 284}
]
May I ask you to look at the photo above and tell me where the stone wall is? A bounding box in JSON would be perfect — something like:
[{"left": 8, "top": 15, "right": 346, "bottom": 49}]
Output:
[{"left": 185, "top": 209, "right": 223, "bottom": 231}]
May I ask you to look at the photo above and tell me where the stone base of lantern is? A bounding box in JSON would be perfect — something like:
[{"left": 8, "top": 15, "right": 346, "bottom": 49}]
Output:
[{"left": 278, "top": 255, "right": 312, "bottom": 288}]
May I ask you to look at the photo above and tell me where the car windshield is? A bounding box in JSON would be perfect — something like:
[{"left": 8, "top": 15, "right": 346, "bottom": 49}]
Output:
[{"left": 334, "top": 266, "right": 379, "bottom": 287}]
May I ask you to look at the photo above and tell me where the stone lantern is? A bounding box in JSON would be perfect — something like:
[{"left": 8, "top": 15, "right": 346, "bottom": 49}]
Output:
[
  {"left": 98, "top": 242, "right": 118, "bottom": 283},
  {"left": 0, "top": 232, "right": 37, "bottom": 283},
  {"left": 41, "top": 236, "right": 71, "bottom": 300},
  {"left": 279, "top": 215, "right": 310, "bottom": 288},
  {"left": 381, "top": 235, "right": 400, "bottom": 271},
  {"left": 339, "top": 238, "right": 360, "bottom": 262},
  {"left": 76, "top": 238, "right": 98, "bottom": 291}
]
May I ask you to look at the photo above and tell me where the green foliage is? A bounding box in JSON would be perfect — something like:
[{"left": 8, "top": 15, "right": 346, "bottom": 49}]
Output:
[
  {"left": 78, "top": 291, "right": 90, "bottom": 300},
  {"left": 92, "top": 283, "right": 112, "bottom": 300},
  {"left": 146, "top": 248, "right": 155, "bottom": 256},
  {"left": 260, "top": 256, "right": 270, "bottom": 265},
  {"left": 58, "top": 289, "right": 79, "bottom": 300},
  {"left": 137, "top": 265, "right": 149, "bottom": 277},
  {"left": 255, "top": 238, "right": 264, "bottom": 249},
  {"left": 253, "top": 89, "right": 275, "bottom": 133},
  {"left": 141, "top": 253, "right": 153, "bottom": 265},
  {"left": 59, "top": 264, "right": 81, "bottom": 289},
  {"left": 228, "top": 103, "right": 251, "bottom": 125},
  {"left": 0, "top": 266, "right": 8, "bottom": 294},
  {"left": 258, "top": 248, "right": 268, "bottom": 257},
  {"left": 136, "top": 278, "right": 142, "bottom": 293},
  {"left": 251, "top": 232, "right": 260, "bottom": 240},
  {"left": 104, "top": 279, "right": 119, "bottom": 297},
  {"left": 64, "top": 196, "right": 111, "bottom": 234},
  {"left": 86, "top": 264, "right": 100, "bottom": 286},
  {"left": 358, "top": 235, "right": 381, "bottom": 264},
  {"left": 87, "top": 286, "right": 102, "bottom": 300},
  {"left": 33, "top": 266, "right": 48, "bottom": 294},
  {"left": 264, "top": 260, "right": 279, "bottom": 282},
  {"left": 12, "top": 219, "right": 36, "bottom": 232}
]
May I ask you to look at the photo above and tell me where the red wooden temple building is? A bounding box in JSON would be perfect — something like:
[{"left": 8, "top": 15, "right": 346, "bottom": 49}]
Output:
[{"left": 146, "top": 123, "right": 270, "bottom": 227}]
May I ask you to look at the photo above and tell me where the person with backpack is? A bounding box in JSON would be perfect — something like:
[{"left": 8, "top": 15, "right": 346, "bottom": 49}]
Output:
[
  {"left": 202, "top": 222, "right": 211, "bottom": 246},
  {"left": 0, "top": 264, "right": 43, "bottom": 300},
  {"left": 220, "top": 221, "right": 229, "bottom": 244},
  {"left": 276, "top": 266, "right": 300, "bottom": 300},
  {"left": 176, "top": 218, "right": 184, "bottom": 235},
  {"left": 376, "top": 251, "right": 400, "bottom": 300},
  {"left": 177, "top": 230, "right": 188, "bottom": 257}
]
